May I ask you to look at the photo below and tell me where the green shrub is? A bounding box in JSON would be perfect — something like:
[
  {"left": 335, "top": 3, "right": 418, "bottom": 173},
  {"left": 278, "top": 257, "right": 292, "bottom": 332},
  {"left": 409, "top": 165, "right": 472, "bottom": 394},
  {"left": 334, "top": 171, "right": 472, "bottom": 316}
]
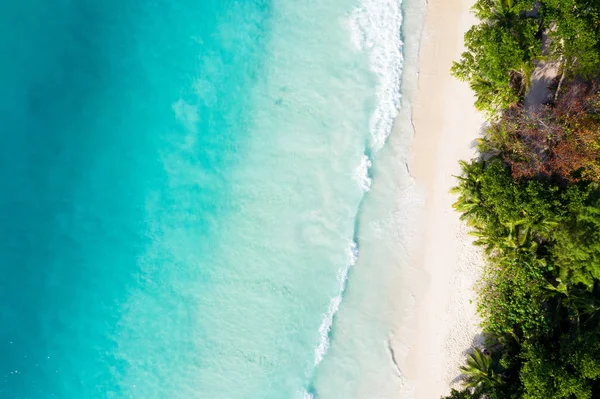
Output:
[{"left": 451, "top": 2, "right": 539, "bottom": 115}]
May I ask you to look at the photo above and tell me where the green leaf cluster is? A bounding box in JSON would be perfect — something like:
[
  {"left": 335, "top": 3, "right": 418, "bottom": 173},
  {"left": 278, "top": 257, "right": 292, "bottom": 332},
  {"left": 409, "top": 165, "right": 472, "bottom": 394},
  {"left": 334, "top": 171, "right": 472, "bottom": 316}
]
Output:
[
  {"left": 445, "top": 157, "right": 600, "bottom": 398},
  {"left": 540, "top": 0, "right": 600, "bottom": 78},
  {"left": 553, "top": 200, "right": 600, "bottom": 287},
  {"left": 443, "top": 1, "right": 600, "bottom": 398},
  {"left": 521, "top": 332, "right": 600, "bottom": 399},
  {"left": 451, "top": 0, "right": 540, "bottom": 115},
  {"left": 472, "top": 0, "right": 535, "bottom": 21}
]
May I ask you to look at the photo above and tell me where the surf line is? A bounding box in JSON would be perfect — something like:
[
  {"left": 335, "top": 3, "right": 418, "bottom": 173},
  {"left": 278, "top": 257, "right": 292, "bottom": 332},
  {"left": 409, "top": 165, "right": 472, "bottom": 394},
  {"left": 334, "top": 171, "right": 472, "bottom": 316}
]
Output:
[
  {"left": 302, "top": 216, "right": 363, "bottom": 399},
  {"left": 299, "top": 146, "right": 372, "bottom": 399},
  {"left": 310, "top": 143, "right": 374, "bottom": 370},
  {"left": 302, "top": 0, "right": 404, "bottom": 396}
]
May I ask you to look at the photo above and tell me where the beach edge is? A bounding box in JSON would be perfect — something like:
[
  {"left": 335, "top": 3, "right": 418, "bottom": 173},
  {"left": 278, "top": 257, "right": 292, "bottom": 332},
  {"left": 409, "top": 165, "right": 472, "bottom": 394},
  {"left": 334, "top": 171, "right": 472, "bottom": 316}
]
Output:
[{"left": 402, "top": 0, "right": 485, "bottom": 397}]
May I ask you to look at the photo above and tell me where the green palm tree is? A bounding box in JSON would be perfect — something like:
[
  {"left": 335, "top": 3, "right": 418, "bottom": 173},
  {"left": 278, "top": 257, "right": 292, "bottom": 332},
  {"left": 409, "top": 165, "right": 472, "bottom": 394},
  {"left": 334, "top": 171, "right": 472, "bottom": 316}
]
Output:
[
  {"left": 470, "top": 76, "right": 501, "bottom": 114},
  {"left": 460, "top": 347, "right": 504, "bottom": 390},
  {"left": 451, "top": 160, "right": 488, "bottom": 227},
  {"left": 504, "top": 217, "right": 556, "bottom": 250},
  {"left": 491, "top": 0, "right": 518, "bottom": 23},
  {"left": 466, "top": 220, "right": 537, "bottom": 256},
  {"left": 472, "top": 0, "right": 518, "bottom": 25}
]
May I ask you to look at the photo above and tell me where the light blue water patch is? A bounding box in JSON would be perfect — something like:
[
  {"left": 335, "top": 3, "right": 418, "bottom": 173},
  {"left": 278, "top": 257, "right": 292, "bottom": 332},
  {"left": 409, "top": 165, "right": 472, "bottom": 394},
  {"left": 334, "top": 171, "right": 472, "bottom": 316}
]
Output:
[{"left": 0, "top": 0, "right": 411, "bottom": 397}]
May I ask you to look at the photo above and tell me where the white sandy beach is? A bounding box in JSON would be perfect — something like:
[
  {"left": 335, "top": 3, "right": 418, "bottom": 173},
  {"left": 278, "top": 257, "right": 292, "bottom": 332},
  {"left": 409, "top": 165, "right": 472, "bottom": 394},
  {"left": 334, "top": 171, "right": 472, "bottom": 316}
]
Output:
[{"left": 404, "top": 0, "right": 486, "bottom": 397}]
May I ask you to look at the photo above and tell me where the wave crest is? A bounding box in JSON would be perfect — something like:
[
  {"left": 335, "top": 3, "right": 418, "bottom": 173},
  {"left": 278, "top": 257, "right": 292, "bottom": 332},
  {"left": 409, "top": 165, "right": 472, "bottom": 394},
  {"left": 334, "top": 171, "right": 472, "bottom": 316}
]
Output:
[
  {"left": 354, "top": 155, "right": 373, "bottom": 192},
  {"left": 349, "top": 0, "right": 404, "bottom": 150},
  {"left": 304, "top": 0, "right": 405, "bottom": 393},
  {"left": 313, "top": 241, "right": 358, "bottom": 366}
]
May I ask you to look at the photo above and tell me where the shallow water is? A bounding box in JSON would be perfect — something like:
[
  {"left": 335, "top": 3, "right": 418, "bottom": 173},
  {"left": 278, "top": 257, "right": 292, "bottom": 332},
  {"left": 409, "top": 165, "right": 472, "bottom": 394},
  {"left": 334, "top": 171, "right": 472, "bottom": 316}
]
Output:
[{"left": 0, "top": 0, "right": 424, "bottom": 397}]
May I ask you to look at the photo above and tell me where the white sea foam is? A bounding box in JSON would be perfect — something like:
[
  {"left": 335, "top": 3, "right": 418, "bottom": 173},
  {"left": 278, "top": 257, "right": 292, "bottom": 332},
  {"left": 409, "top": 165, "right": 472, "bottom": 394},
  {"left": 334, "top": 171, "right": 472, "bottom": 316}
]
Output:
[
  {"left": 304, "top": 0, "right": 405, "bottom": 389},
  {"left": 354, "top": 155, "right": 373, "bottom": 192},
  {"left": 300, "top": 391, "right": 315, "bottom": 399},
  {"left": 313, "top": 241, "right": 359, "bottom": 366},
  {"left": 349, "top": 0, "right": 404, "bottom": 150}
]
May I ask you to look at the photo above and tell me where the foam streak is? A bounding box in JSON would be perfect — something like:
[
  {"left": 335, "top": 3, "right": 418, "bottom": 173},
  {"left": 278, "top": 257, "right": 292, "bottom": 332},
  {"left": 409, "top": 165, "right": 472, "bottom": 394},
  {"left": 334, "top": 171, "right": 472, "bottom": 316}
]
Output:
[
  {"left": 354, "top": 155, "right": 373, "bottom": 193},
  {"left": 313, "top": 241, "right": 358, "bottom": 367},
  {"left": 349, "top": 0, "right": 404, "bottom": 150},
  {"left": 304, "top": 0, "right": 405, "bottom": 393}
]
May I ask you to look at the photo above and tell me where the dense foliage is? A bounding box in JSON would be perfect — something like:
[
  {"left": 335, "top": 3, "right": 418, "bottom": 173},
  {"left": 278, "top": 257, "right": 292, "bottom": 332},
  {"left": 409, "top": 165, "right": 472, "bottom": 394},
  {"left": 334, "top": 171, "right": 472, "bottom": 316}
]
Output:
[
  {"left": 540, "top": 0, "right": 600, "bottom": 78},
  {"left": 442, "top": 0, "right": 600, "bottom": 398},
  {"left": 451, "top": 0, "right": 539, "bottom": 115},
  {"left": 447, "top": 155, "right": 600, "bottom": 398},
  {"left": 481, "top": 81, "right": 600, "bottom": 182}
]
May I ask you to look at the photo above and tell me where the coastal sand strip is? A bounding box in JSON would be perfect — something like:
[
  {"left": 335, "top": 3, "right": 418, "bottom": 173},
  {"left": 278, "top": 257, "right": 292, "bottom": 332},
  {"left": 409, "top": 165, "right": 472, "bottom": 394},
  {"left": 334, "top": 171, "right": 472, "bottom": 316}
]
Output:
[{"left": 403, "top": 0, "right": 485, "bottom": 397}]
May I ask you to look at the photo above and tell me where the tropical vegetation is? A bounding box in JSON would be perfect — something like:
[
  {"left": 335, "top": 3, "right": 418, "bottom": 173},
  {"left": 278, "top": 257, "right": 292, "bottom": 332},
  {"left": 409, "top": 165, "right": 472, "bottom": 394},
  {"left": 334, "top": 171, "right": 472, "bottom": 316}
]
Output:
[{"left": 444, "top": 0, "right": 600, "bottom": 397}]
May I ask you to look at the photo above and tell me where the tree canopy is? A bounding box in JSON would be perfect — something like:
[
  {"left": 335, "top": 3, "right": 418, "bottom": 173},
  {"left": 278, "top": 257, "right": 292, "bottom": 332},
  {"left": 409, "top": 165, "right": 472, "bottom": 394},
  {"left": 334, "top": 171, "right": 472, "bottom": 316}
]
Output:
[
  {"left": 442, "top": 1, "right": 600, "bottom": 398},
  {"left": 540, "top": 0, "right": 600, "bottom": 78},
  {"left": 451, "top": 0, "right": 539, "bottom": 115}
]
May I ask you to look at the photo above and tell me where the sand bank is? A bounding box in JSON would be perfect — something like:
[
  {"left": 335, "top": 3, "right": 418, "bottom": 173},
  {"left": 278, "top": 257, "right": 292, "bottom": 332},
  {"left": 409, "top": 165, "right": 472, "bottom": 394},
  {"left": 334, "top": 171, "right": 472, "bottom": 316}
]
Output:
[{"left": 403, "top": 0, "right": 485, "bottom": 397}]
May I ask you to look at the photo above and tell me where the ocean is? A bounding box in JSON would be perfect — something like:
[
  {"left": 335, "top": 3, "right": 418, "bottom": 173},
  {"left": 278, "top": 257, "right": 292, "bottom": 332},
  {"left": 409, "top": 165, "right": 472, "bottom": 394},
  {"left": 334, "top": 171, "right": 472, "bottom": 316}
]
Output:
[{"left": 0, "top": 0, "right": 425, "bottom": 398}]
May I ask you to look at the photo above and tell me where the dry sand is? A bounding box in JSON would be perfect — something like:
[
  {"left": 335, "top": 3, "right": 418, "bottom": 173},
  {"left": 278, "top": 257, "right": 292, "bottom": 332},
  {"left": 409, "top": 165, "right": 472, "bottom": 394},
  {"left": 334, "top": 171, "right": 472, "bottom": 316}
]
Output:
[{"left": 402, "top": 0, "right": 486, "bottom": 397}]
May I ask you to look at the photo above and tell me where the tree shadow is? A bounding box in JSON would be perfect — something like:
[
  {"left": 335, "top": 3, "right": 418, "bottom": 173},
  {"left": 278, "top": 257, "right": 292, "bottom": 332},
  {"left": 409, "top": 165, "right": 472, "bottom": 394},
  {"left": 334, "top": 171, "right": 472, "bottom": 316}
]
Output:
[{"left": 449, "top": 332, "right": 489, "bottom": 386}]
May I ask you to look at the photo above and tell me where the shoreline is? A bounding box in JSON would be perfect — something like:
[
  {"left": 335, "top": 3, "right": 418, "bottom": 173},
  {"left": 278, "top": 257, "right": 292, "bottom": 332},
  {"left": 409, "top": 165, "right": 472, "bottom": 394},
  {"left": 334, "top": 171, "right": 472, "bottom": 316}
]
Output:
[{"left": 402, "top": 0, "right": 485, "bottom": 397}]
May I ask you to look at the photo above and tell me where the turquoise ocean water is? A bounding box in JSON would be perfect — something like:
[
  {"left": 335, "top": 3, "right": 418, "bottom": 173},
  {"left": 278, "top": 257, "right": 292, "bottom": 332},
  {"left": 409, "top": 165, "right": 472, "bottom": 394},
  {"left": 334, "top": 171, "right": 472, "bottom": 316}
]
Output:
[{"left": 0, "top": 0, "right": 425, "bottom": 397}]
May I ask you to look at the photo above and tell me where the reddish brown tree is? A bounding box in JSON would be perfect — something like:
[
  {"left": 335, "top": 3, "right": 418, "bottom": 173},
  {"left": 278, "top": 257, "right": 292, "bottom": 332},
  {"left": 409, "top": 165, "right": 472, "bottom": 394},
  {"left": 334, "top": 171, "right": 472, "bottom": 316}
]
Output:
[{"left": 482, "top": 80, "right": 600, "bottom": 182}]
